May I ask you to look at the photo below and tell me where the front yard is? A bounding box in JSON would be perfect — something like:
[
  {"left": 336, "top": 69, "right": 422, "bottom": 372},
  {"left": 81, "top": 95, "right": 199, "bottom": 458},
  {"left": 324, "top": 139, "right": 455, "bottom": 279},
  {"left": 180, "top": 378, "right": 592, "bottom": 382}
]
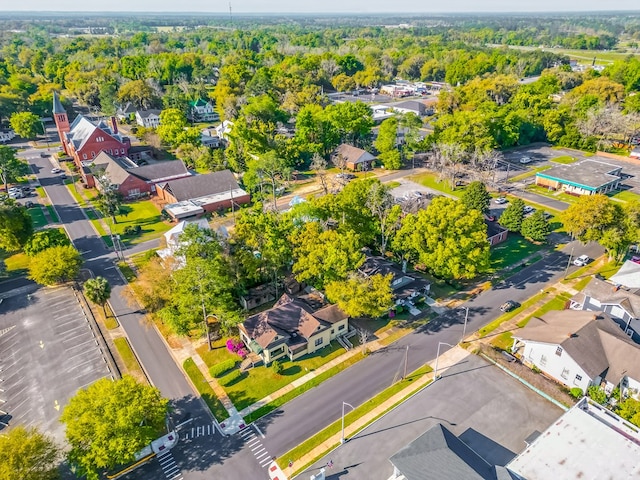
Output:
[
  {"left": 489, "top": 234, "right": 546, "bottom": 272},
  {"left": 407, "top": 172, "right": 465, "bottom": 198}
]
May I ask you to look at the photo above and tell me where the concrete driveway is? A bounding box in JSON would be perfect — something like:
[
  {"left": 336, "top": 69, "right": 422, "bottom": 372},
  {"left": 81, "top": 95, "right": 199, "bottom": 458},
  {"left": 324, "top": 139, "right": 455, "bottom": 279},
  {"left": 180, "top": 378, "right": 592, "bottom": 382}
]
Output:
[{"left": 298, "top": 353, "right": 563, "bottom": 479}]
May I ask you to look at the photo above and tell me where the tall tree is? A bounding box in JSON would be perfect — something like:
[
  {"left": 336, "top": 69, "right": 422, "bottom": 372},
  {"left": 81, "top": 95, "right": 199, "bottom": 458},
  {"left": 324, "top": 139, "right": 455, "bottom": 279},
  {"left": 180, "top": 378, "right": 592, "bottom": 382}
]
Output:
[
  {"left": 325, "top": 273, "right": 393, "bottom": 318},
  {"left": 520, "top": 210, "right": 551, "bottom": 242},
  {"left": 84, "top": 276, "right": 112, "bottom": 317},
  {"left": 0, "top": 426, "right": 60, "bottom": 480},
  {"left": 393, "top": 196, "right": 490, "bottom": 279},
  {"left": 24, "top": 228, "right": 70, "bottom": 256},
  {"left": 61, "top": 376, "right": 169, "bottom": 480},
  {"left": 28, "top": 245, "right": 83, "bottom": 285},
  {"left": 117, "top": 79, "right": 160, "bottom": 110},
  {"left": 10, "top": 111, "right": 42, "bottom": 140},
  {"left": 499, "top": 198, "right": 525, "bottom": 232},
  {"left": 93, "top": 171, "right": 124, "bottom": 224},
  {"left": 461, "top": 181, "right": 491, "bottom": 215},
  {"left": 0, "top": 145, "right": 29, "bottom": 193},
  {"left": 0, "top": 198, "right": 33, "bottom": 251},
  {"left": 310, "top": 153, "right": 329, "bottom": 195},
  {"left": 561, "top": 194, "right": 623, "bottom": 242},
  {"left": 157, "top": 108, "right": 200, "bottom": 147},
  {"left": 243, "top": 152, "right": 291, "bottom": 206},
  {"left": 375, "top": 117, "right": 401, "bottom": 170}
]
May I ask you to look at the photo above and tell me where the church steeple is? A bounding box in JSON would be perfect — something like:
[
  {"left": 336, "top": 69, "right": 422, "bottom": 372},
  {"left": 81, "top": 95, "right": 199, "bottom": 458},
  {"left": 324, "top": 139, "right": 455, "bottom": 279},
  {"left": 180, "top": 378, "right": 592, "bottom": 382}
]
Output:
[{"left": 52, "top": 91, "right": 70, "bottom": 154}]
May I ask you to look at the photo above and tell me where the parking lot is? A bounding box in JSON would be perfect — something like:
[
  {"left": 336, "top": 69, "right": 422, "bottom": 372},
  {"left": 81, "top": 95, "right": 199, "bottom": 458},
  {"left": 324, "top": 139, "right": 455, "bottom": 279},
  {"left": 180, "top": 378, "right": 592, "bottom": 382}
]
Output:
[
  {"left": 0, "top": 283, "right": 113, "bottom": 443},
  {"left": 299, "top": 353, "right": 563, "bottom": 479}
]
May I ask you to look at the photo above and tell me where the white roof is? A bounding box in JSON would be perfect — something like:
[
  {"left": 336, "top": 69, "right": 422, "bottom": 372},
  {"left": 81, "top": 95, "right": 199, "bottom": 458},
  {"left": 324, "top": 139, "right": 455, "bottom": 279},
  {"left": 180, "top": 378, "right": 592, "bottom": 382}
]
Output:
[
  {"left": 163, "top": 218, "right": 210, "bottom": 244},
  {"left": 163, "top": 201, "right": 205, "bottom": 219},
  {"left": 610, "top": 260, "right": 640, "bottom": 288},
  {"left": 508, "top": 398, "right": 640, "bottom": 479}
]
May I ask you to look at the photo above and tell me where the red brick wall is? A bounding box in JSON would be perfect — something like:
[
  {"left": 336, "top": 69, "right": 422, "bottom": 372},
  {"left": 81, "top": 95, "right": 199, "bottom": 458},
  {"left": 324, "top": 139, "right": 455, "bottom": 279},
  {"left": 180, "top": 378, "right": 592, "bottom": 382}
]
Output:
[{"left": 118, "top": 175, "right": 151, "bottom": 198}]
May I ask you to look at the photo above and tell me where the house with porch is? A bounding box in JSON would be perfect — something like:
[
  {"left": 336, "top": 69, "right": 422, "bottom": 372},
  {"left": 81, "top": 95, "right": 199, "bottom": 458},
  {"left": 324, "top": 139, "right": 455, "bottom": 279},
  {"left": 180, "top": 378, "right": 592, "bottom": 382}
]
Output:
[
  {"left": 136, "top": 109, "right": 162, "bottom": 129},
  {"left": 188, "top": 99, "right": 218, "bottom": 122},
  {"left": 535, "top": 160, "right": 623, "bottom": 196},
  {"left": 358, "top": 254, "right": 430, "bottom": 305},
  {"left": 570, "top": 276, "right": 640, "bottom": 343},
  {"left": 238, "top": 292, "right": 349, "bottom": 365},
  {"left": 333, "top": 144, "right": 376, "bottom": 171},
  {"left": 512, "top": 310, "right": 640, "bottom": 395}
]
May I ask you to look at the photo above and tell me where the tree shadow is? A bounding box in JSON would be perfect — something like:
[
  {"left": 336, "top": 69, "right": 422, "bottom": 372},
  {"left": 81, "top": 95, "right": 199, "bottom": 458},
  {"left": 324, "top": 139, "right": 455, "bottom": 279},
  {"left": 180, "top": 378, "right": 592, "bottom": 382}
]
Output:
[{"left": 281, "top": 365, "right": 301, "bottom": 376}]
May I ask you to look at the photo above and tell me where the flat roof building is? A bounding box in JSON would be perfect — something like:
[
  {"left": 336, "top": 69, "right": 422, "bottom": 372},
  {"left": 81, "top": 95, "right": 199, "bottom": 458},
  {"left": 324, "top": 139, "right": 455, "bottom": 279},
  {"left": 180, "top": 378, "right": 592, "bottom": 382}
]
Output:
[{"left": 535, "top": 160, "right": 623, "bottom": 196}]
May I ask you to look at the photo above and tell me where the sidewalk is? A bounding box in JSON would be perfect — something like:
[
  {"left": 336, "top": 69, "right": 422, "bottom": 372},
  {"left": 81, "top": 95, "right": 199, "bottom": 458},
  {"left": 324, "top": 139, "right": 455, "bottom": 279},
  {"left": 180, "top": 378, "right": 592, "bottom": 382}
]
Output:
[{"left": 283, "top": 346, "right": 470, "bottom": 479}]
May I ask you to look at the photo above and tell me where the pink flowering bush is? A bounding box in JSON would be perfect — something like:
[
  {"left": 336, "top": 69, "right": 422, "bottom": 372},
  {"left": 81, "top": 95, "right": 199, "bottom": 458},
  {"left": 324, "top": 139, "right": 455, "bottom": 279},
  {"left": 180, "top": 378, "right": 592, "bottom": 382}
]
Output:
[{"left": 226, "top": 338, "right": 247, "bottom": 358}]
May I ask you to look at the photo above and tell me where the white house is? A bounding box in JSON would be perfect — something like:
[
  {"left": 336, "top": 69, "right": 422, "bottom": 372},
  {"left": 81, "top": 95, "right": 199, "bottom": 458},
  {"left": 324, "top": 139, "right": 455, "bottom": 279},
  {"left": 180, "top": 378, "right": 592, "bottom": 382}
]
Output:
[
  {"left": 136, "top": 110, "right": 162, "bottom": 129},
  {"left": 0, "top": 129, "right": 16, "bottom": 143},
  {"left": 570, "top": 276, "right": 640, "bottom": 342},
  {"left": 215, "top": 120, "right": 234, "bottom": 141},
  {"left": 189, "top": 99, "right": 218, "bottom": 123},
  {"left": 512, "top": 310, "right": 640, "bottom": 396},
  {"left": 157, "top": 218, "right": 212, "bottom": 267}
]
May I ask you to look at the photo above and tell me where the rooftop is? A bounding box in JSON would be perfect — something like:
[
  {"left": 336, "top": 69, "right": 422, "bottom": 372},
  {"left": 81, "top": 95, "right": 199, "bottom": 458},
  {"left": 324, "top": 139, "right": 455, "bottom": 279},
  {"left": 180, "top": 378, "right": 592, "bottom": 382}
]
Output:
[
  {"left": 609, "top": 259, "right": 640, "bottom": 288},
  {"left": 333, "top": 143, "right": 376, "bottom": 165},
  {"left": 159, "top": 170, "right": 241, "bottom": 202},
  {"left": 507, "top": 398, "right": 640, "bottom": 479},
  {"left": 537, "top": 160, "right": 622, "bottom": 190}
]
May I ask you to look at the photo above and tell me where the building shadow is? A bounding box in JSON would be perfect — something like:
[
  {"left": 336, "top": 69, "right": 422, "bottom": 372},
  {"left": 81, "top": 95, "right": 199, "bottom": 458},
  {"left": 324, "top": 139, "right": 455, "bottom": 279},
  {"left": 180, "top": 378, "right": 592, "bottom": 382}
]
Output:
[{"left": 458, "top": 427, "right": 516, "bottom": 466}]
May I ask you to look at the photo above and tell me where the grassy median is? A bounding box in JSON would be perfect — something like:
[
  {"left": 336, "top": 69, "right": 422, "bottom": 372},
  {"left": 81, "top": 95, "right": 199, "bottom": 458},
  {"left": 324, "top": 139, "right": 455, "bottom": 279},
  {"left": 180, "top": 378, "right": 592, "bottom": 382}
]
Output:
[{"left": 183, "top": 357, "right": 229, "bottom": 422}]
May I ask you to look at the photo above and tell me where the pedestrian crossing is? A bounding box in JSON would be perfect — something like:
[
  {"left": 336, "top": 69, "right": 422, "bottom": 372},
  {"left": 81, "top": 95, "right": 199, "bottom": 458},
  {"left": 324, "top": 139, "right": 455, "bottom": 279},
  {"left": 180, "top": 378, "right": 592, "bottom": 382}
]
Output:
[
  {"left": 157, "top": 450, "right": 183, "bottom": 480},
  {"left": 240, "top": 425, "right": 273, "bottom": 469},
  {"left": 181, "top": 422, "right": 218, "bottom": 440}
]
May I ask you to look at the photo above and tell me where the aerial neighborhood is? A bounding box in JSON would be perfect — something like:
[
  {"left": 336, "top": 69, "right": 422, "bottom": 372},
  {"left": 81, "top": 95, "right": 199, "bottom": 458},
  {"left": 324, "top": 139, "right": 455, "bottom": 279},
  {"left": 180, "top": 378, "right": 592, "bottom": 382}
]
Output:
[{"left": 2, "top": 8, "right": 640, "bottom": 480}]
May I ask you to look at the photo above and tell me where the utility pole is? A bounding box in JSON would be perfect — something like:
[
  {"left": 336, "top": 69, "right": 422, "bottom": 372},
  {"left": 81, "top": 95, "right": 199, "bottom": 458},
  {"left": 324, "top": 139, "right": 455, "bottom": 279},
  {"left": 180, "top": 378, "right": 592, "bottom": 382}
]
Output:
[
  {"left": 403, "top": 345, "right": 409, "bottom": 379},
  {"left": 564, "top": 246, "right": 575, "bottom": 279}
]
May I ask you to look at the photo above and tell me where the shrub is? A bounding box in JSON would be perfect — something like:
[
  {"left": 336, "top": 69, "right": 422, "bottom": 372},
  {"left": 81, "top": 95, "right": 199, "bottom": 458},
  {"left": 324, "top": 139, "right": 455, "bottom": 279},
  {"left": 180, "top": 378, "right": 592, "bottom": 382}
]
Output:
[
  {"left": 271, "top": 360, "right": 282, "bottom": 374},
  {"left": 587, "top": 385, "right": 607, "bottom": 405},
  {"left": 226, "top": 338, "right": 247, "bottom": 358},
  {"left": 219, "top": 369, "right": 243, "bottom": 386},
  {"left": 531, "top": 365, "right": 541, "bottom": 374},
  {"left": 569, "top": 387, "right": 584, "bottom": 399},
  {"left": 209, "top": 359, "right": 236, "bottom": 378},
  {"left": 124, "top": 225, "right": 142, "bottom": 236}
]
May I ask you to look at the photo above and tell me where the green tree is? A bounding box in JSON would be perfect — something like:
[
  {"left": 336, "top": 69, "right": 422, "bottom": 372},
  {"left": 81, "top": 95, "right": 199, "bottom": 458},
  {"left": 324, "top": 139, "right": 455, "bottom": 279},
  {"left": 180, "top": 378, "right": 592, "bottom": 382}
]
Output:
[
  {"left": 0, "top": 425, "right": 60, "bottom": 480},
  {"left": 499, "top": 198, "right": 525, "bottom": 232},
  {"left": 84, "top": 276, "right": 111, "bottom": 317},
  {"left": 520, "top": 210, "right": 550, "bottom": 242},
  {"left": 61, "top": 376, "right": 169, "bottom": 480},
  {"left": 9, "top": 111, "right": 42, "bottom": 140},
  {"left": 560, "top": 194, "right": 623, "bottom": 242},
  {"left": 326, "top": 101, "right": 374, "bottom": 147},
  {"left": 93, "top": 171, "right": 124, "bottom": 224},
  {"left": 28, "top": 245, "right": 83, "bottom": 285},
  {"left": 461, "top": 181, "right": 491, "bottom": 215},
  {"left": 587, "top": 385, "right": 608, "bottom": 405},
  {"left": 325, "top": 273, "right": 393, "bottom": 318},
  {"left": 117, "top": 80, "right": 159, "bottom": 110},
  {"left": 243, "top": 152, "right": 292, "bottom": 206},
  {"left": 616, "top": 397, "right": 640, "bottom": 427},
  {"left": 292, "top": 222, "right": 365, "bottom": 288},
  {"left": 393, "top": 196, "right": 490, "bottom": 279},
  {"left": 0, "top": 145, "right": 29, "bottom": 193},
  {"left": 157, "top": 108, "right": 200, "bottom": 147},
  {"left": 24, "top": 228, "right": 70, "bottom": 256},
  {"left": 0, "top": 198, "right": 33, "bottom": 251},
  {"left": 374, "top": 117, "right": 401, "bottom": 169}
]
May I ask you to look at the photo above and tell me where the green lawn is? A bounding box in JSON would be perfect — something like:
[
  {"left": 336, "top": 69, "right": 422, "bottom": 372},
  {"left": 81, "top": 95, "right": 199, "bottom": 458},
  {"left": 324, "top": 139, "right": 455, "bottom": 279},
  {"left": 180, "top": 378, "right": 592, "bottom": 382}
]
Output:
[
  {"left": 224, "top": 341, "right": 351, "bottom": 411},
  {"left": 525, "top": 184, "right": 580, "bottom": 204},
  {"left": 113, "top": 337, "right": 146, "bottom": 383},
  {"left": 27, "top": 205, "right": 48, "bottom": 229},
  {"left": 385, "top": 181, "right": 401, "bottom": 189},
  {"left": 2, "top": 252, "right": 30, "bottom": 277},
  {"left": 490, "top": 331, "right": 514, "bottom": 351},
  {"left": 516, "top": 292, "right": 573, "bottom": 328},
  {"left": 508, "top": 165, "right": 552, "bottom": 183},
  {"left": 108, "top": 200, "right": 172, "bottom": 246},
  {"left": 489, "top": 234, "right": 545, "bottom": 272},
  {"left": 45, "top": 205, "right": 59, "bottom": 222},
  {"left": 183, "top": 357, "right": 229, "bottom": 422},
  {"left": 35, "top": 186, "right": 46, "bottom": 198},
  {"left": 407, "top": 172, "right": 464, "bottom": 197},
  {"left": 610, "top": 189, "right": 640, "bottom": 203},
  {"left": 197, "top": 338, "right": 239, "bottom": 369},
  {"left": 551, "top": 156, "right": 578, "bottom": 165}
]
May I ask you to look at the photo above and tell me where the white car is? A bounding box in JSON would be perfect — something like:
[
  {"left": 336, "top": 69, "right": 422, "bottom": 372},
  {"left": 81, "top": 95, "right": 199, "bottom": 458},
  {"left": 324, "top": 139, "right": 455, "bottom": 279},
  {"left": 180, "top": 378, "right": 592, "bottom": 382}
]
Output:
[
  {"left": 523, "top": 205, "right": 535, "bottom": 214},
  {"left": 574, "top": 255, "right": 590, "bottom": 267},
  {"left": 520, "top": 157, "right": 532, "bottom": 164},
  {"left": 51, "top": 167, "right": 62, "bottom": 174},
  {"left": 494, "top": 197, "right": 507, "bottom": 204}
]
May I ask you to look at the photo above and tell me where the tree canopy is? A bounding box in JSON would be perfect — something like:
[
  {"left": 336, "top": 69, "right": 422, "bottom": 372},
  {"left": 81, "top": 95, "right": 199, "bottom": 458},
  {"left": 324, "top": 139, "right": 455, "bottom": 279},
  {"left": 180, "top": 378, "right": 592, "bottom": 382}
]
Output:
[
  {"left": 461, "top": 181, "right": 491, "bottom": 215},
  {"left": 0, "top": 426, "right": 60, "bottom": 480},
  {"left": 0, "top": 145, "right": 29, "bottom": 193},
  {"left": 325, "top": 273, "right": 393, "bottom": 318},
  {"left": 0, "top": 198, "right": 33, "bottom": 252},
  {"left": 28, "top": 245, "right": 83, "bottom": 285},
  {"left": 24, "top": 228, "right": 70, "bottom": 256},
  {"left": 84, "top": 276, "right": 112, "bottom": 316}
]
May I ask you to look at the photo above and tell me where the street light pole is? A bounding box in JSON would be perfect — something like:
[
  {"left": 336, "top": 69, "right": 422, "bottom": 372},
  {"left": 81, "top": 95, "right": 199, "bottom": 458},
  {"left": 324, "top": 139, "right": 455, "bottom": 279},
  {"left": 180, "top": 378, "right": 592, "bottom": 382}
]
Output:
[
  {"left": 461, "top": 307, "right": 469, "bottom": 343},
  {"left": 341, "top": 401, "right": 355, "bottom": 444},
  {"left": 434, "top": 342, "right": 454, "bottom": 381},
  {"left": 564, "top": 246, "right": 575, "bottom": 279}
]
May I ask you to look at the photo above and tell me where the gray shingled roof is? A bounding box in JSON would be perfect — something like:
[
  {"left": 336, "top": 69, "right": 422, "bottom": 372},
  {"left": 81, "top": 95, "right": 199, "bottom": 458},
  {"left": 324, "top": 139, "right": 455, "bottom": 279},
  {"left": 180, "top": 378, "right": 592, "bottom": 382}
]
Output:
[
  {"left": 159, "top": 170, "right": 239, "bottom": 202},
  {"left": 582, "top": 277, "right": 640, "bottom": 318},
  {"left": 333, "top": 144, "right": 376, "bottom": 165},
  {"left": 389, "top": 424, "right": 497, "bottom": 480},
  {"left": 130, "top": 161, "right": 189, "bottom": 182}
]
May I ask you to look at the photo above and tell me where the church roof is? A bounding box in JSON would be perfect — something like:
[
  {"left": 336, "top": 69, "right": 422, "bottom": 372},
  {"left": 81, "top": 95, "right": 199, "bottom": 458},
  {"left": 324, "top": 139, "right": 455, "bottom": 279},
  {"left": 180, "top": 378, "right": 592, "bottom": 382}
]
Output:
[
  {"left": 52, "top": 91, "right": 65, "bottom": 114},
  {"left": 65, "top": 115, "right": 125, "bottom": 151}
]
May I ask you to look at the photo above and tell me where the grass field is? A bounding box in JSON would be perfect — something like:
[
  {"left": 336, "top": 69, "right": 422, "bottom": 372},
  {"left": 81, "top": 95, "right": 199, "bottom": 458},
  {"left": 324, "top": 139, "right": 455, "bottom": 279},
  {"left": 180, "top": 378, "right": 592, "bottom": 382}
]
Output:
[
  {"left": 45, "top": 205, "right": 59, "bottom": 222},
  {"left": 545, "top": 47, "right": 636, "bottom": 64},
  {"left": 516, "top": 292, "right": 572, "bottom": 328},
  {"left": 27, "top": 205, "right": 48, "bottom": 229},
  {"left": 408, "top": 172, "right": 464, "bottom": 197},
  {"left": 113, "top": 337, "right": 147, "bottom": 384},
  {"left": 108, "top": 200, "right": 171, "bottom": 246},
  {"left": 489, "top": 234, "right": 545, "bottom": 272},
  {"left": 611, "top": 189, "right": 640, "bottom": 203},
  {"left": 551, "top": 156, "right": 578, "bottom": 165},
  {"left": 1, "top": 251, "right": 30, "bottom": 277},
  {"left": 183, "top": 357, "right": 229, "bottom": 422}
]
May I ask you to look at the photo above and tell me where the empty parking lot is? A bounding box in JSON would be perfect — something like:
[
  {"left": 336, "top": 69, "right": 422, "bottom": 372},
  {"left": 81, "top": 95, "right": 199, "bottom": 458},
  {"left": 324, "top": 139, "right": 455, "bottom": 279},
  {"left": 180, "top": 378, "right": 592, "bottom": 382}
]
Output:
[{"left": 0, "top": 283, "right": 113, "bottom": 443}]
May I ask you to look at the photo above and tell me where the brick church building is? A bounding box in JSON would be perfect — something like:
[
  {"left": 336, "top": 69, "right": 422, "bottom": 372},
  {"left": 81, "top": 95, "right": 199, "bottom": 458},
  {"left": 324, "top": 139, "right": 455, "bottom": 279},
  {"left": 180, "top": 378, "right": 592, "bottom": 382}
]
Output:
[{"left": 53, "top": 92, "right": 131, "bottom": 187}]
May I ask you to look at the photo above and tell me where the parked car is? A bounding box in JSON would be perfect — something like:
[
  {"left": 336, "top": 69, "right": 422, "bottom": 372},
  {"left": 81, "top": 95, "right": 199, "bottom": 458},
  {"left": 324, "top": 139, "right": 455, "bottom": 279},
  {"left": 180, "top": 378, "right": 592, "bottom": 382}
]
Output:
[
  {"left": 494, "top": 197, "right": 507, "bottom": 204},
  {"left": 523, "top": 205, "right": 535, "bottom": 214},
  {"left": 413, "top": 191, "right": 424, "bottom": 198},
  {"left": 51, "top": 168, "right": 62, "bottom": 174},
  {"left": 520, "top": 156, "right": 532, "bottom": 164},
  {"left": 8, "top": 190, "right": 23, "bottom": 199},
  {"left": 24, "top": 201, "right": 35, "bottom": 208},
  {"left": 336, "top": 173, "right": 356, "bottom": 181},
  {"left": 500, "top": 300, "right": 520, "bottom": 312},
  {"left": 573, "top": 254, "right": 590, "bottom": 267}
]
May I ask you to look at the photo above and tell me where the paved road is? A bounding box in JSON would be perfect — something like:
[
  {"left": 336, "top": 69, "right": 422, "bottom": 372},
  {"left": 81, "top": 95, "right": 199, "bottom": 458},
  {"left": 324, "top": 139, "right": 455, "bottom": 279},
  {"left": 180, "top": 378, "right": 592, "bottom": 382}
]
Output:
[
  {"left": 255, "top": 239, "right": 602, "bottom": 458},
  {"left": 23, "top": 150, "right": 211, "bottom": 427},
  {"left": 299, "top": 353, "right": 563, "bottom": 479}
]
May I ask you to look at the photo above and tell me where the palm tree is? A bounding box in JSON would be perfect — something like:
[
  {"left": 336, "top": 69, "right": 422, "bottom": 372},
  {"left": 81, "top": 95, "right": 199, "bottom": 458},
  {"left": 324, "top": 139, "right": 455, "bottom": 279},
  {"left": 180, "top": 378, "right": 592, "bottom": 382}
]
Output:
[{"left": 84, "top": 276, "right": 111, "bottom": 317}]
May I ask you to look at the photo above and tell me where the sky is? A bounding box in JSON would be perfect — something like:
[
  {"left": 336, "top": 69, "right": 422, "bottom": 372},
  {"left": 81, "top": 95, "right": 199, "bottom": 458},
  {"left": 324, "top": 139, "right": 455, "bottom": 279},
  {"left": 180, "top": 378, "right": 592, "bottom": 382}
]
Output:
[{"left": 1, "top": 0, "right": 639, "bottom": 13}]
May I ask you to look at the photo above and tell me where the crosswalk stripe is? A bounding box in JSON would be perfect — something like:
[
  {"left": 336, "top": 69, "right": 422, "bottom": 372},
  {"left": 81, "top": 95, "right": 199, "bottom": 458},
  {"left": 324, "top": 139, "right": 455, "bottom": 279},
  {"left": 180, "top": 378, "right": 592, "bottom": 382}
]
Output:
[{"left": 256, "top": 451, "right": 270, "bottom": 460}]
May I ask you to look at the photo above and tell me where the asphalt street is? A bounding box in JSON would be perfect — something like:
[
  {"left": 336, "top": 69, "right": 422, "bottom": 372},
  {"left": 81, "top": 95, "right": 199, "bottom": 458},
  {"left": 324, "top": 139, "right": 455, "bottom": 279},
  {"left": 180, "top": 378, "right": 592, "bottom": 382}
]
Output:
[
  {"left": 255, "top": 239, "right": 603, "bottom": 458},
  {"left": 22, "top": 150, "right": 212, "bottom": 428},
  {"left": 299, "top": 353, "right": 563, "bottom": 479}
]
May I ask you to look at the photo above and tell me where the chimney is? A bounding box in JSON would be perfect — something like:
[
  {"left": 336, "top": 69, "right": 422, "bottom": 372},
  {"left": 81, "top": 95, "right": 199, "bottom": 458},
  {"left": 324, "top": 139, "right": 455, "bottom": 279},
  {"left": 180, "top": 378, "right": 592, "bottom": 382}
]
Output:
[{"left": 110, "top": 116, "right": 118, "bottom": 135}]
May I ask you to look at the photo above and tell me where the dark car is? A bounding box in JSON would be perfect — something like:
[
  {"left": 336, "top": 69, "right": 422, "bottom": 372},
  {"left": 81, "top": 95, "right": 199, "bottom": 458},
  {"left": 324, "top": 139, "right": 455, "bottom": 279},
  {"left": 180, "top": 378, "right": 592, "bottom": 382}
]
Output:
[{"left": 500, "top": 300, "right": 520, "bottom": 312}]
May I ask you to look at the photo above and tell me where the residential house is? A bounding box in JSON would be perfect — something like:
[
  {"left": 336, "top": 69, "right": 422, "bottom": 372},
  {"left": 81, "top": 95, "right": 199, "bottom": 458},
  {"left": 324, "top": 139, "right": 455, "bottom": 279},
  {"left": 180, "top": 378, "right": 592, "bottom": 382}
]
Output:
[
  {"left": 156, "top": 218, "right": 211, "bottom": 266},
  {"left": 215, "top": 120, "right": 234, "bottom": 141},
  {"left": 358, "top": 254, "right": 430, "bottom": 312},
  {"left": 535, "top": 160, "right": 623, "bottom": 196},
  {"left": 116, "top": 102, "right": 137, "bottom": 122},
  {"left": 91, "top": 151, "right": 190, "bottom": 199},
  {"left": 188, "top": 99, "right": 218, "bottom": 122},
  {"left": 157, "top": 169, "right": 250, "bottom": 220},
  {"left": 0, "top": 129, "right": 16, "bottom": 143},
  {"left": 53, "top": 92, "right": 131, "bottom": 187},
  {"left": 609, "top": 259, "right": 640, "bottom": 288},
  {"left": 136, "top": 109, "right": 162, "bottom": 129},
  {"left": 239, "top": 284, "right": 277, "bottom": 311},
  {"left": 486, "top": 221, "right": 508, "bottom": 246},
  {"left": 570, "top": 276, "right": 640, "bottom": 342},
  {"left": 333, "top": 144, "right": 376, "bottom": 171},
  {"left": 512, "top": 310, "right": 640, "bottom": 395},
  {"left": 239, "top": 292, "right": 349, "bottom": 365},
  {"left": 200, "top": 131, "right": 221, "bottom": 148},
  {"left": 389, "top": 424, "right": 515, "bottom": 480}
]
